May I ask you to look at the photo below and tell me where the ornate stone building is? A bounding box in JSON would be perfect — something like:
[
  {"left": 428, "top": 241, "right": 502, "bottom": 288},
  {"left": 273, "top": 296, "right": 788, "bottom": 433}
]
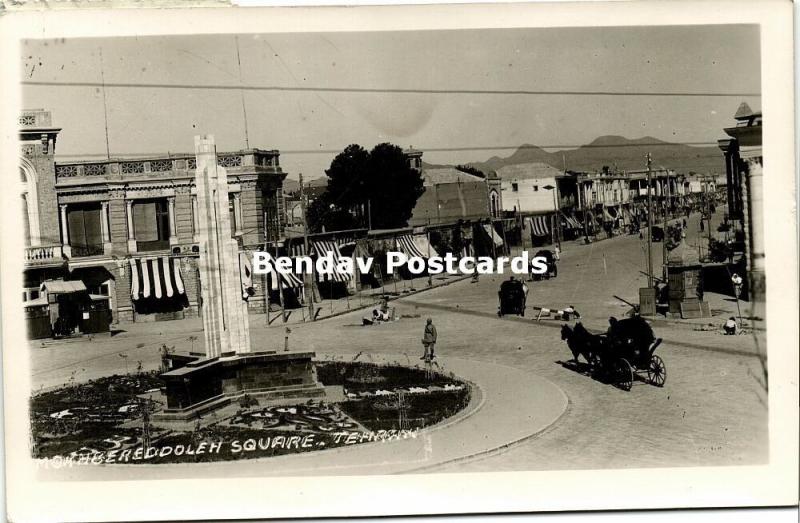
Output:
[
  {"left": 718, "top": 102, "right": 763, "bottom": 301},
  {"left": 20, "top": 109, "right": 286, "bottom": 327}
]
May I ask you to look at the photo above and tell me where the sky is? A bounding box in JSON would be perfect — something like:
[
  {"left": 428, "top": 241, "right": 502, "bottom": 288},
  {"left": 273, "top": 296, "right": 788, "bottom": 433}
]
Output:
[{"left": 21, "top": 25, "right": 761, "bottom": 180}]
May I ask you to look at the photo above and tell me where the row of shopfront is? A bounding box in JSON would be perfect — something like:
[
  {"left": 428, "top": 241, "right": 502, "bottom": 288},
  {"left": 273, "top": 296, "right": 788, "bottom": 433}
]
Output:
[
  {"left": 24, "top": 220, "right": 508, "bottom": 338},
  {"left": 26, "top": 195, "right": 703, "bottom": 339}
]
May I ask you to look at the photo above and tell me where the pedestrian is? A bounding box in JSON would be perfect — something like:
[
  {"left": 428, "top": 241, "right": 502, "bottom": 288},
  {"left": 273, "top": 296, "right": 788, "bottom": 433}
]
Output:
[
  {"left": 420, "top": 318, "right": 437, "bottom": 360},
  {"left": 700, "top": 220, "right": 705, "bottom": 232},
  {"left": 731, "top": 273, "right": 743, "bottom": 297},
  {"left": 554, "top": 245, "right": 561, "bottom": 261},
  {"left": 723, "top": 317, "right": 737, "bottom": 335}
]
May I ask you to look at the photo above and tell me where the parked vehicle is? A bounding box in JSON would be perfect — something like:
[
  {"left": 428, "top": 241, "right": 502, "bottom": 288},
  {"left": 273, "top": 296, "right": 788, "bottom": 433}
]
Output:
[
  {"left": 531, "top": 249, "right": 558, "bottom": 281},
  {"left": 498, "top": 278, "right": 527, "bottom": 317}
]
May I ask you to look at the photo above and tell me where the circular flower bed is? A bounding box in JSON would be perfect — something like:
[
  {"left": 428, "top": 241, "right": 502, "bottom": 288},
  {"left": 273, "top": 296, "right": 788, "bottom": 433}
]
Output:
[{"left": 30, "top": 361, "right": 471, "bottom": 465}]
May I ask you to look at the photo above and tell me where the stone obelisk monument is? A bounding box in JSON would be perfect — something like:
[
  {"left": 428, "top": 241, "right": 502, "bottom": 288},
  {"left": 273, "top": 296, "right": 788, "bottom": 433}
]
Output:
[
  {"left": 156, "top": 135, "right": 324, "bottom": 420},
  {"left": 194, "top": 135, "right": 251, "bottom": 357}
]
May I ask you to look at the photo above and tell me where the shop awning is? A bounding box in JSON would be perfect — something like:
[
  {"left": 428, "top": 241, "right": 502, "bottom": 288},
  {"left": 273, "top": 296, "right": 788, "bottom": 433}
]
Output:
[
  {"left": 560, "top": 211, "right": 581, "bottom": 229},
  {"left": 526, "top": 216, "right": 550, "bottom": 237},
  {"left": 23, "top": 297, "right": 49, "bottom": 307},
  {"left": 40, "top": 280, "right": 87, "bottom": 294},
  {"left": 482, "top": 224, "right": 505, "bottom": 247},
  {"left": 396, "top": 234, "right": 440, "bottom": 259},
  {"left": 267, "top": 269, "right": 305, "bottom": 291},
  {"left": 129, "top": 256, "right": 185, "bottom": 301},
  {"left": 312, "top": 240, "right": 352, "bottom": 283}
]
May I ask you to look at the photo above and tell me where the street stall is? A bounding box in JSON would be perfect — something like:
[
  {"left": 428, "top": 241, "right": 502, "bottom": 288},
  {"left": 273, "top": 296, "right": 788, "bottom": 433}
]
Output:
[
  {"left": 24, "top": 296, "right": 51, "bottom": 339},
  {"left": 666, "top": 240, "right": 710, "bottom": 318},
  {"left": 40, "top": 280, "right": 94, "bottom": 337}
]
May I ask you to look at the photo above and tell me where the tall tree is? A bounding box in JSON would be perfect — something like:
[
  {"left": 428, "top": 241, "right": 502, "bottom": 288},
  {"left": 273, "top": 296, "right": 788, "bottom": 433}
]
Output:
[
  {"left": 309, "top": 142, "right": 424, "bottom": 232},
  {"left": 365, "top": 143, "right": 424, "bottom": 229}
]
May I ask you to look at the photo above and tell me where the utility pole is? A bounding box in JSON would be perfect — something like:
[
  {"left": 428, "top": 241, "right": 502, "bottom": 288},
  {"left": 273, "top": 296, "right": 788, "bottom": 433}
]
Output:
[
  {"left": 426, "top": 217, "right": 433, "bottom": 287},
  {"left": 299, "top": 173, "right": 315, "bottom": 321},
  {"left": 98, "top": 47, "right": 111, "bottom": 160},
  {"left": 662, "top": 171, "right": 670, "bottom": 281},
  {"left": 646, "top": 153, "right": 654, "bottom": 288}
]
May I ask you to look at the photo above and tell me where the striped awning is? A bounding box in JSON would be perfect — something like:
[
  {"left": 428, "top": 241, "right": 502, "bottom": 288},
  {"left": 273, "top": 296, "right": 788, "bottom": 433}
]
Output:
[
  {"left": 560, "top": 212, "right": 581, "bottom": 229},
  {"left": 396, "top": 234, "right": 440, "bottom": 259},
  {"left": 267, "top": 269, "right": 305, "bottom": 291},
  {"left": 526, "top": 216, "right": 550, "bottom": 237},
  {"left": 312, "top": 240, "right": 352, "bottom": 282},
  {"left": 129, "top": 256, "right": 185, "bottom": 301},
  {"left": 482, "top": 224, "right": 505, "bottom": 247}
]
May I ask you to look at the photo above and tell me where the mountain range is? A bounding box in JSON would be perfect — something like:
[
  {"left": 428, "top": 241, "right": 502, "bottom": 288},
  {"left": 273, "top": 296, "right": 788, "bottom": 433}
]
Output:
[
  {"left": 437, "top": 135, "right": 725, "bottom": 176},
  {"left": 286, "top": 135, "right": 725, "bottom": 192}
]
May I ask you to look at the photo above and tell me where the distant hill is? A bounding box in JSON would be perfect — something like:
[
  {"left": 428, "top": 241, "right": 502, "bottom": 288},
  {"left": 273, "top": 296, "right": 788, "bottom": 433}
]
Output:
[{"left": 466, "top": 136, "right": 724, "bottom": 175}]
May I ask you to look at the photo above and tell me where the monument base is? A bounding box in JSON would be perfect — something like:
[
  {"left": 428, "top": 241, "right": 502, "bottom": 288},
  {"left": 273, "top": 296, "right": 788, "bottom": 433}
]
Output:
[{"left": 155, "top": 351, "right": 325, "bottom": 422}]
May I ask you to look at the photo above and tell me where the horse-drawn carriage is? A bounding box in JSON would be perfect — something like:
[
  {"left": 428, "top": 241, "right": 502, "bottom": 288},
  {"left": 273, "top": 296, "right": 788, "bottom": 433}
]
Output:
[
  {"left": 498, "top": 277, "right": 527, "bottom": 317},
  {"left": 561, "top": 316, "right": 666, "bottom": 391}
]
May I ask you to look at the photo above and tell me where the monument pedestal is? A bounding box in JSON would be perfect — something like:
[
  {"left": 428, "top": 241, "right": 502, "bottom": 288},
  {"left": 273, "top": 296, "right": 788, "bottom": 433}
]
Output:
[{"left": 156, "top": 351, "right": 325, "bottom": 421}]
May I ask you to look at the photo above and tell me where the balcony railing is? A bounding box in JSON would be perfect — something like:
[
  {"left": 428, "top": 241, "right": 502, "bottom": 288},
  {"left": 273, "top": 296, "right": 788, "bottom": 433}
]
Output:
[
  {"left": 70, "top": 244, "right": 105, "bottom": 258},
  {"left": 24, "top": 245, "right": 63, "bottom": 263},
  {"left": 54, "top": 150, "right": 282, "bottom": 180}
]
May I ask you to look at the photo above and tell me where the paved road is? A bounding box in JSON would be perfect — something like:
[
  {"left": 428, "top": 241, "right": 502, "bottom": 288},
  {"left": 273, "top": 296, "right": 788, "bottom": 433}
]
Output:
[{"left": 29, "top": 210, "right": 768, "bottom": 471}]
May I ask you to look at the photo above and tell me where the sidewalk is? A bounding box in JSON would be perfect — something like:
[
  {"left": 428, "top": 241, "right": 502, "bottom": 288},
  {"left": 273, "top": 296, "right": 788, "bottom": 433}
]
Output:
[{"left": 265, "top": 271, "right": 471, "bottom": 327}]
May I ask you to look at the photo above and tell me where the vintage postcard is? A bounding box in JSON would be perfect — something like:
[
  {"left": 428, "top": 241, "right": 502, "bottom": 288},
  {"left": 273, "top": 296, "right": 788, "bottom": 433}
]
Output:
[{"left": 1, "top": 2, "right": 797, "bottom": 522}]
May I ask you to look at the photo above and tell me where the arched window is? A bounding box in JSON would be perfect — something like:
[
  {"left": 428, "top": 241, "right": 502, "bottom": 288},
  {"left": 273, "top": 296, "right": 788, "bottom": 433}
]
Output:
[
  {"left": 489, "top": 190, "right": 500, "bottom": 218},
  {"left": 20, "top": 158, "right": 41, "bottom": 247}
]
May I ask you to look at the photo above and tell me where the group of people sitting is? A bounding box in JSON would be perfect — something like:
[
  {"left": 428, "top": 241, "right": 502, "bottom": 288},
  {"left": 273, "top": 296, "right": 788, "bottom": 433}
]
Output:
[{"left": 362, "top": 297, "right": 394, "bottom": 325}]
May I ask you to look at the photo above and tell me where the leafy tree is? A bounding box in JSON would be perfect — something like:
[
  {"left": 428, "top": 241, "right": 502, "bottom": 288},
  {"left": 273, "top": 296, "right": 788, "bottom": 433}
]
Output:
[
  {"left": 308, "top": 142, "right": 424, "bottom": 232},
  {"left": 364, "top": 143, "right": 424, "bottom": 229},
  {"left": 307, "top": 195, "right": 358, "bottom": 233}
]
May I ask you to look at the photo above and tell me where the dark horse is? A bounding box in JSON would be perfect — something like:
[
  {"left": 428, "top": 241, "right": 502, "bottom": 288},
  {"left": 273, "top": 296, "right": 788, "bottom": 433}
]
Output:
[{"left": 560, "top": 322, "right": 604, "bottom": 367}]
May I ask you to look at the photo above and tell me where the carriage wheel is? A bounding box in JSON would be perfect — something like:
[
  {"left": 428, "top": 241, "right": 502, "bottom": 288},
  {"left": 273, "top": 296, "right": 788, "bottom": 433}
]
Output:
[
  {"left": 647, "top": 355, "right": 667, "bottom": 387},
  {"left": 615, "top": 358, "right": 633, "bottom": 391}
]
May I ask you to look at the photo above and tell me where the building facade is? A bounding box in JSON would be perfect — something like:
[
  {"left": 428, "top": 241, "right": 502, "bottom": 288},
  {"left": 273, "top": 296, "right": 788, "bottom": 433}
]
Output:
[
  {"left": 409, "top": 165, "right": 502, "bottom": 226},
  {"left": 20, "top": 109, "right": 286, "bottom": 328},
  {"left": 718, "top": 102, "right": 763, "bottom": 300}
]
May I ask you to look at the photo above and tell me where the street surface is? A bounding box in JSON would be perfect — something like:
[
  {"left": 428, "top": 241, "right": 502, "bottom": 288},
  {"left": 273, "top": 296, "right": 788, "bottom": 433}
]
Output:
[{"left": 29, "top": 210, "right": 768, "bottom": 471}]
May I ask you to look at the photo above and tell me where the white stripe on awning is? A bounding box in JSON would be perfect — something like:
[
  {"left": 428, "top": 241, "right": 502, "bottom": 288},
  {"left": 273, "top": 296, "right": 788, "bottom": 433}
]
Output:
[
  {"left": 129, "top": 258, "right": 140, "bottom": 300},
  {"left": 151, "top": 257, "right": 162, "bottom": 299},
  {"left": 173, "top": 259, "right": 185, "bottom": 295},
  {"left": 162, "top": 256, "right": 174, "bottom": 298},
  {"left": 141, "top": 259, "right": 151, "bottom": 298}
]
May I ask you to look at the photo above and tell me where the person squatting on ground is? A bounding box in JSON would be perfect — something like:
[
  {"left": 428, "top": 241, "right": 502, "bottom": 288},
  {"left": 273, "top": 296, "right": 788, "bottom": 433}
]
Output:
[
  {"left": 421, "top": 318, "right": 437, "bottom": 360},
  {"left": 561, "top": 305, "right": 580, "bottom": 321},
  {"left": 724, "top": 317, "right": 738, "bottom": 335}
]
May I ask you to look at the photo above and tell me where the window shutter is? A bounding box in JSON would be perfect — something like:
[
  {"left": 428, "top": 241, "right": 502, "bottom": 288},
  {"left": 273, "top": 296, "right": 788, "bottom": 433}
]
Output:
[{"left": 133, "top": 202, "right": 158, "bottom": 242}]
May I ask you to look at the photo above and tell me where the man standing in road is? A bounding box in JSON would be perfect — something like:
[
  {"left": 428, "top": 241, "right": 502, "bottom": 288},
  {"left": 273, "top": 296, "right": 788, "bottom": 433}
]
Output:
[{"left": 421, "top": 318, "right": 438, "bottom": 360}]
